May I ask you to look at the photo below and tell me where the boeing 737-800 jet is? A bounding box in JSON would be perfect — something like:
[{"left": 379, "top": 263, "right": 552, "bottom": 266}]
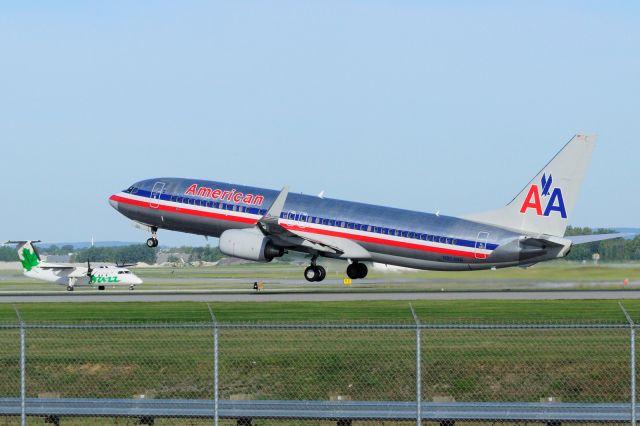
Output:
[{"left": 109, "top": 134, "right": 622, "bottom": 282}]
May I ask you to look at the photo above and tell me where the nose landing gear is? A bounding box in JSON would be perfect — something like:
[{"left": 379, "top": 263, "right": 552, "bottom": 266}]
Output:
[
  {"left": 304, "top": 256, "right": 327, "bottom": 282},
  {"left": 146, "top": 227, "right": 159, "bottom": 248}
]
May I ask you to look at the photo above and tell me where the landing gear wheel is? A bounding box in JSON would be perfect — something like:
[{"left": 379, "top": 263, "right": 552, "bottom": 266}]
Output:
[
  {"left": 129, "top": 285, "right": 135, "bottom": 290},
  {"left": 304, "top": 266, "right": 319, "bottom": 282},
  {"left": 66, "top": 285, "right": 74, "bottom": 292},
  {"left": 316, "top": 266, "right": 326, "bottom": 282},
  {"left": 146, "top": 237, "right": 158, "bottom": 248},
  {"left": 347, "top": 262, "right": 368, "bottom": 279},
  {"left": 356, "top": 263, "right": 368, "bottom": 279},
  {"left": 346, "top": 263, "right": 359, "bottom": 279}
]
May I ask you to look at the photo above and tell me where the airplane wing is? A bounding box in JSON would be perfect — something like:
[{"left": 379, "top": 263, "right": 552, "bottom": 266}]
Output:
[
  {"left": 566, "top": 233, "right": 632, "bottom": 245},
  {"left": 39, "top": 262, "right": 77, "bottom": 270},
  {"left": 257, "top": 186, "right": 344, "bottom": 255}
]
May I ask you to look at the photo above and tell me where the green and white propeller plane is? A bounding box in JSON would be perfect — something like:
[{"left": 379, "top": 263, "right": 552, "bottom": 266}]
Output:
[{"left": 5, "top": 241, "right": 143, "bottom": 291}]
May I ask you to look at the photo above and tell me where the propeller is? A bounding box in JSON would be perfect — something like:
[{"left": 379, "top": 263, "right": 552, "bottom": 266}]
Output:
[{"left": 86, "top": 260, "right": 93, "bottom": 278}]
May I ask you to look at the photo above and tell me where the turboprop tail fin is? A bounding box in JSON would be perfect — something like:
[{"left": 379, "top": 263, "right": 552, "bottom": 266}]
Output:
[
  {"left": 464, "top": 134, "right": 596, "bottom": 237},
  {"left": 5, "top": 240, "right": 42, "bottom": 272}
]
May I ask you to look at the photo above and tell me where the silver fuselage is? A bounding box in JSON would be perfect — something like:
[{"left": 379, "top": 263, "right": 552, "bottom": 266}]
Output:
[{"left": 109, "top": 178, "right": 568, "bottom": 271}]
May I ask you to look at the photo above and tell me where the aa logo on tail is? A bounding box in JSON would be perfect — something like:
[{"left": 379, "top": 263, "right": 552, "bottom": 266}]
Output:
[{"left": 519, "top": 173, "right": 567, "bottom": 218}]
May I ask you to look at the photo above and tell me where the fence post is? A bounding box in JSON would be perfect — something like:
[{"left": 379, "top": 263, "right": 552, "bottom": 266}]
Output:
[
  {"left": 409, "top": 304, "right": 421, "bottom": 426},
  {"left": 620, "top": 303, "right": 636, "bottom": 426},
  {"left": 208, "top": 304, "right": 219, "bottom": 426},
  {"left": 13, "top": 305, "right": 26, "bottom": 426}
]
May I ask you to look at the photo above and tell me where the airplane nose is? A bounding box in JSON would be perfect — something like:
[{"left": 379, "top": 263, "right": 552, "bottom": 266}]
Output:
[{"left": 108, "top": 195, "right": 119, "bottom": 211}]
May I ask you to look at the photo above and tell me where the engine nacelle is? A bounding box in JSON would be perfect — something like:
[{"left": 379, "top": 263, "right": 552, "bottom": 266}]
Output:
[{"left": 219, "top": 229, "right": 284, "bottom": 262}]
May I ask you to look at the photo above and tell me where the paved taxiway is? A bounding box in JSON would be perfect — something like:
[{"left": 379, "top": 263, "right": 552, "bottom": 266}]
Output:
[{"left": 2, "top": 290, "right": 640, "bottom": 303}]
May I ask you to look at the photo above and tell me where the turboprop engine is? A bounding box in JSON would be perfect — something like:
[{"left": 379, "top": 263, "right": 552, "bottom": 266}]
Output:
[{"left": 219, "top": 229, "right": 285, "bottom": 262}]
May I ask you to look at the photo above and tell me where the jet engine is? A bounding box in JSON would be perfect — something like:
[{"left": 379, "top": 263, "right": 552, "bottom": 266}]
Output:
[{"left": 219, "top": 229, "right": 285, "bottom": 262}]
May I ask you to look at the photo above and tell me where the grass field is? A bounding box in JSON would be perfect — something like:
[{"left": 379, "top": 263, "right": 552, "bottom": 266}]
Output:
[
  {"left": 1, "top": 299, "right": 640, "bottom": 323},
  {"left": 0, "top": 301, "right": 634, "bottom": 425},
  {"left": 0, "top": 263, "right": 639, "bottom": 425}
]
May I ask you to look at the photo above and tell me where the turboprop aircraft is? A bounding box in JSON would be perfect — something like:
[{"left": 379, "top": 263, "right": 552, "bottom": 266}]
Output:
[
  {"left": 6, "top": 241, "right": 143, "bottom": 291},
  {"left": 109, "top": 134, "right": 624, "bottom": 282}
]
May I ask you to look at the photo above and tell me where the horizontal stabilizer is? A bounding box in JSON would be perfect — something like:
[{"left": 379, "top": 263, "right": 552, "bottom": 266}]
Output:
[{"left": 566, "top": 233, "right": 631, "bottom": 245}]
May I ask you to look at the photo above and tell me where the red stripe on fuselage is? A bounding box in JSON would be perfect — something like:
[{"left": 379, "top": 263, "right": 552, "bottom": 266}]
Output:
[
  {"left": 110, "top": 194, "right": 258, "bottom": 225},
  {"left": 111, "top": 194, "right": 478, "bottom": 259},
  {"left": 282, "top": 224, "right": 476, "bottom": 258}
]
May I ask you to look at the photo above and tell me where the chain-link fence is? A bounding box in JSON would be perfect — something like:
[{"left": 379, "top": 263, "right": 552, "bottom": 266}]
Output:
[{"left": 1, "top": 312, "right": 640, "bottom": 425}]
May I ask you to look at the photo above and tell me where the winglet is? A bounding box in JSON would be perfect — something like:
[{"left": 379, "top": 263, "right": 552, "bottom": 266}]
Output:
[{"left": 262, "top": 186, "right": 289, "bottom": 221}]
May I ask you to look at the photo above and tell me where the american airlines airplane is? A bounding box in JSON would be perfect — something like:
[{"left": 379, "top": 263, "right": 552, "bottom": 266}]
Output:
[{"left": 109, "top": 134, "right": 622, "bottom": 282}]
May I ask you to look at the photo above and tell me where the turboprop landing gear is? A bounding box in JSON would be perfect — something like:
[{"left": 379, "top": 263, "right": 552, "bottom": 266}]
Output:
[
  {"left": 304, "top": 256, "right": 326, "bottom": 282},
  {"left": 146, "top": 227, "right": 159, "bottom": 248},
  {"left": 346, "top": 262, "right": 368, "bottom": 280},
  {"left": 66, "top": 285, "right": 74, "bottom": 292}
]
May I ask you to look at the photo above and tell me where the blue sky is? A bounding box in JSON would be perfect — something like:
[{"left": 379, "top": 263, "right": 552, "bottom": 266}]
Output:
[{"left": 1, "top": 1, "right": 639, "bottom": 246}]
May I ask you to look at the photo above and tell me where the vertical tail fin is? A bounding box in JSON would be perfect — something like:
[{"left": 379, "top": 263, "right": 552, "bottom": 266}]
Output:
[
  {"left": 464, "top": 134, "right": 596, "bottom": 237},
  {"left": 5, "top": 241, "right": 42, "bottom": 272}
]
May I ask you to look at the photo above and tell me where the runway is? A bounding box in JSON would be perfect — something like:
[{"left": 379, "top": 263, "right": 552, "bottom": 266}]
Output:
[{"left": 3, "top": 290, "right": 640, "bottom": 303}]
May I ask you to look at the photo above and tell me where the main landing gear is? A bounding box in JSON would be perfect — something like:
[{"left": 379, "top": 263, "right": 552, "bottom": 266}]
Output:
[
  {"left": 346, "top": 262, "right": 368, "bottom": 280},
  {"left": 304, "top": 256, "right": 326, "bottom": 282},
  {"left": 146, "top": 227, "right": 159, "bottom": 248}
]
